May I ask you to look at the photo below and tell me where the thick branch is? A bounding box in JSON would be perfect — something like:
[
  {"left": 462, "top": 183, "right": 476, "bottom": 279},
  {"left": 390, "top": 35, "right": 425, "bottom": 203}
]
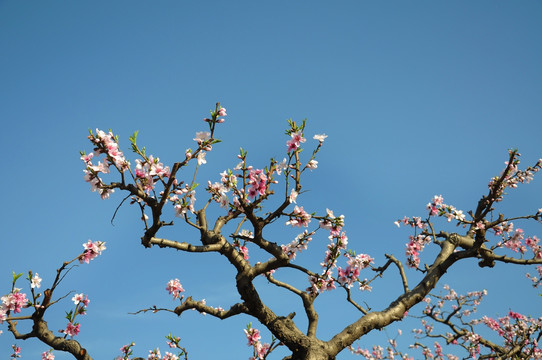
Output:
[
  {"left": 147, "top": 237, "right": 223, "bottom": 252},
  {"left": 327, "top": 236, "right": 462, "bottom": 356},
  {"left": 172, "top": 297, "right": 250, "bottom": 319},
  {"left": 8, "top": 317, "right": 91, "bottom": 360},
  {"left": 266, "top": 274, "right": 320, "bottom": 337}
]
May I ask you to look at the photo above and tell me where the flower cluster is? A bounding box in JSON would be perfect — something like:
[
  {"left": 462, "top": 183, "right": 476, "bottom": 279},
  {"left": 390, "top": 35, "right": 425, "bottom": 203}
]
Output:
[
  {"left": 207, "top": 169, "right": 238, "bottom": 209},
  {"left": 319, "top": 208, "right": 345, "bottom": 235},
  {"left": 408, "top": 285, "right": 542, "bottom": 359},
  {"left": 79, "top": 240, "right": 107, "bottom": 264},
  {"left": 308, "top": 209, "right": 350, "bottom": 293},
  {"left": 207, "top": 163, "right": 278, "bottom": 212},
  {"left": 234, "top": 239, "right": 250, "bottom": 260},
  {"left": 475, "top": 311, "right": 542, "bottom": 357},
  {"left": 405, "top": 235, "right": 431, "bottom": 269},
  {"left": 147, "top": 349, "right": 179, "bottom": 360},
  {"left": 488, "top": 152, "right": 542, "bottom": 202},
  {"left": 82, "top": 129, "right": 130, "bottom": 199},
  {"left": 134, "top": 156, "right": 171, "bottom": 194},
  {"left": 116, "top": 336, "right": 185, "bottom": 360},
  {"left": 72, "top": 293, "right": 90, "bottom": 308},
  {"left": 285, "top": 206, "right": 312, "bottom": 227},
  {"left": 203, "top": 120, "right": 324, "bottom": 216},
  {"left": 526, "top": 266, "right": 542, "bottom": 288},
  {"left": 495, "top": 226, "right": 542, "bottom": 258},
  {"left": 244, "top": 324, "right": 271, "bottom": 360},
  {"left": 281, "top": 230, "right": 313, "bottom": 260},
  {"left": 234, "top": 229, "right": 254, "bottom": 261},
  {"left": 1, "top": 289, "right": 28, "bottom": 320},
  {"left": 302, "top": 208, "right": 373, "bottom": 294},
  {"left": 203, "top": 106, "right": 227, "bottom": 124},
  {"left": 394, "top": 195, "right": 466, "bottom": 228},
  {"left": 166, "top": 279, "right": 185, "bottom": 300},
  {"left": 426, "top": 195, "right": 466, "bottom": 223},
  {"left": 60, "top": 293, "right": 90, "bottom": 337},
  {"left": 247, "top": 169, "right": 268, "bottom": 199},
  {"left": 116, "top": 342, "right": 135, "bottom": 360},
  {"left": 349, "top": 343, "right": 415, "bottom": 360},
  {"left": 337, "top": 253, "right": 374, "bottom": 290},
  {"left": 166, "top": 333, "right": 182, "bottom": 349},
  {"left": 501, "top": 228, "right": 526, "bottom": 253},
  {"left": 171, "top": 186, "right": 197, "bottom": 217},
  {"left": 412, "top": 286, "right": 486, "bottom": 359},
  {"left": 81, "top": 106, "right": 227, "bottom": 219},
  {"left": 286, "top": 131, "right": 306, "bottom": 152},
  {"left": 492, "top": 221, "right": 514, "bottom": 236},
  {"left": 394, "top": 195, "right": 469, "bottom": 269},
  {"left": 63, "top": 322, "right": 81, "bottom": 337},
  {"left": 10, "top": 344, "right": 21, "bottom": 359},
  {"left": 41, "top": 350, "right": 55, "bottom": 360}
]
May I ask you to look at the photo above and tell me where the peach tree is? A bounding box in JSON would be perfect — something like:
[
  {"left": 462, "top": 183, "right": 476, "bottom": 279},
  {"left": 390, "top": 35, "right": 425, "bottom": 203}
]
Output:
[{"left": 2, "top": 104, "right": 542, "bottom": 360}]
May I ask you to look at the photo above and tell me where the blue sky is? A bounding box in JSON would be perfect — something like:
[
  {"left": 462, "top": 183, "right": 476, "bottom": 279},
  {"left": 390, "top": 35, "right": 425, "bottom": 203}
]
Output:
[{"left": 1, "top": 1, "right": 541, "bottom": 359}]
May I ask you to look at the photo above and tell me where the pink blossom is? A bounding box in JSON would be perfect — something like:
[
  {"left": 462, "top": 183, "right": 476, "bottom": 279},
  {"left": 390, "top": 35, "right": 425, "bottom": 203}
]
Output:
[
  {"left": 508, "top": 310, "right": 524, "bottom": 320},
  {"left": 406, "top": 235, "right": 431, "bottom": 268},
  {"left": 162, "top": 352, "right": 179, "bottom": 360},
  {"left": 147, "top": 348, "right": 161, "bottom": 360},
  {"left": 282, "top": 231, "right": 313, "bottom": 260},
  {"left": 239, "top": 245, "right": 250, "bottom": 260},
  {"left": 64, "top": 322, "right": 80, "bottom": 337},
  {"left": 80, "top": 152, "right": 94, "bottom": 163},
  {"left": 247, "top": 169, "right": 267, "bottom": 198},
  {"left": 86, "top": 129, "right": 129, "bottom": 172},
  {"left": 319, "top": 208, "right": 345, "bottom": 235},
  {"left": 79, "top": 240, "right": 107, "bottom": 264},
  {"left": 41, "top": 350, "right": 55, "bottom": 360},
  {"left": 10, "top": 345, "right": 21, "bottom": 359},
  {"left": 285, "top": 206, "right": 312, "bottom": 227},
  {"left": 255, "top": 342, "right": 271, "bottom": 359},
  {"left": 1, "top": 289, "right": 28, "bottom": 314},
  {"left": 307, "top": 273, "right": 336, "bottom": 293},
  {"left": 503, "top": 228, "right": 526, "bottom": 253},
  {"left": 286, "top": 131, "right": 306, "bottom": 152},
  {"left": 72, "top": 293, "right": 90, "bottom": 307},
  {"left": 244, "top": 327, "right": 261, "bottom": 346},
  {"left": 166, "top": 279, "right": 185, "bottom": 299}
]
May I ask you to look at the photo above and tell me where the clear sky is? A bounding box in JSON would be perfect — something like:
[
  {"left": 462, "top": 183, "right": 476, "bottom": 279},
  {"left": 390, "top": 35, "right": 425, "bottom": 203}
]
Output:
[{"left": 1, "top": 1, "right": 541, "bottom": 359}]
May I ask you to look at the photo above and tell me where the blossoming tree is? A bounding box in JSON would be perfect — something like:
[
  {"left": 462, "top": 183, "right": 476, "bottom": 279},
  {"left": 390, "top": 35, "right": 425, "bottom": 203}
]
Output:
[{"left": 2, "top": 104, "right": 542, "bottom": 360}]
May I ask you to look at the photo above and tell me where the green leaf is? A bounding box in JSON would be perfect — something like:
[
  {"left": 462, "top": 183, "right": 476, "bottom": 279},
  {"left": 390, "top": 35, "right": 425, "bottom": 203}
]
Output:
[
  {"left": 129, "top": 130, "right": 139, "bottom": 144},
  {"left": 12, "top": 271, "right": 23, "bottom": 283}
]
